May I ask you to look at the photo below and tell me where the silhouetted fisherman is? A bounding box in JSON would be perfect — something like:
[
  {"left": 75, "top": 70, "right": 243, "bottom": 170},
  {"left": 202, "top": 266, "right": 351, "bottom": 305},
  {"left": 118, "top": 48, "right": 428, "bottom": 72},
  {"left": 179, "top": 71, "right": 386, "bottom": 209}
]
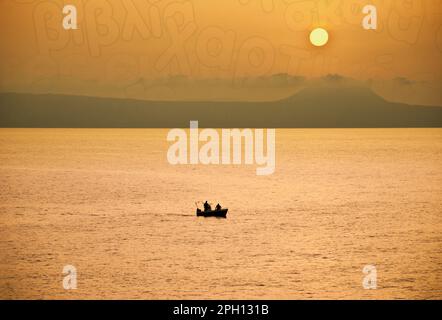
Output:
[
  {"left": 215, "top": 203, "right": 222, "bottom": 211},
  {"left": 204, "top": 201, "right": 211, "bottom": 212}
]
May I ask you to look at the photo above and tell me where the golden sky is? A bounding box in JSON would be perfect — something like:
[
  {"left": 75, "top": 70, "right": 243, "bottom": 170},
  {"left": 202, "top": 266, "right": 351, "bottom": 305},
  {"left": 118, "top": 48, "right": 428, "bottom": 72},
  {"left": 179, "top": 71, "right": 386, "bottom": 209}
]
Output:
[{"left": 1, "top": 0, "right": 441, "bottom": 104}]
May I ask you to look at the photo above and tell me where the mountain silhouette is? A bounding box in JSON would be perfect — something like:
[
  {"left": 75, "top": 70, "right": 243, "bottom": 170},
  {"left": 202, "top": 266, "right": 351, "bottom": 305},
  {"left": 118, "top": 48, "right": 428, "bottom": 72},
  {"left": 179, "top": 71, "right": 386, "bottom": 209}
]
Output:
[{"left": 1, "top": 86, "right": 441, "bottom": 127}]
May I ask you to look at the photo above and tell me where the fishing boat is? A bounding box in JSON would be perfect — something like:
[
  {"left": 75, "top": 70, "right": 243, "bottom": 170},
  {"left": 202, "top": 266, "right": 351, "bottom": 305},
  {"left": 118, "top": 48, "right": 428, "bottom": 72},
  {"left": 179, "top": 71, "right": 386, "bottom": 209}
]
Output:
[
  {"left": 196, "top": 208, "right": 228, "bottom": 218},
  {"left": 195, "top": 201, "right": 228, "bottom": 218}
]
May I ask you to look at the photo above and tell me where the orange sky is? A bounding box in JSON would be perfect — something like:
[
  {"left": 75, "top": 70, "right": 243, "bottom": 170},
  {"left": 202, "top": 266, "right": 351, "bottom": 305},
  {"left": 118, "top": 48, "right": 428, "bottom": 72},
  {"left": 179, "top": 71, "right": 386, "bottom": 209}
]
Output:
[{"left": 1, "top": 0, "right": 441, "bottom": 104}]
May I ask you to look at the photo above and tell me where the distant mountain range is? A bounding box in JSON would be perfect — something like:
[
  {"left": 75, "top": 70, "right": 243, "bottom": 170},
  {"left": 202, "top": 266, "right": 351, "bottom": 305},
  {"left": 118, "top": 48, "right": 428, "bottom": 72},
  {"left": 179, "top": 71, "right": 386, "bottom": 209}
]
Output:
[{"left": 1, "top": 86, "right": 441, "bottom": 127}]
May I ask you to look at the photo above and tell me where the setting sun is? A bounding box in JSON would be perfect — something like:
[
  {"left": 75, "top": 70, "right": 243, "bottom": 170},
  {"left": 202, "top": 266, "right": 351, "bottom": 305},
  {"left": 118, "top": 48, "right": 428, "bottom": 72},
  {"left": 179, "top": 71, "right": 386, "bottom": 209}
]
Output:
[{"left": 310, "top": 28, "right": 329, "bottom": 47}]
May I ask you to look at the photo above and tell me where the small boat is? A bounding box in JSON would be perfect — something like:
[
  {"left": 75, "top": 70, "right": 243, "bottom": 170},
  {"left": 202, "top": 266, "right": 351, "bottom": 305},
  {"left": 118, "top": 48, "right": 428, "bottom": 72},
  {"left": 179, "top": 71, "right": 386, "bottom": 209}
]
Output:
[{"left": 196, "top": 208, "right": 228, "bottom": 218}]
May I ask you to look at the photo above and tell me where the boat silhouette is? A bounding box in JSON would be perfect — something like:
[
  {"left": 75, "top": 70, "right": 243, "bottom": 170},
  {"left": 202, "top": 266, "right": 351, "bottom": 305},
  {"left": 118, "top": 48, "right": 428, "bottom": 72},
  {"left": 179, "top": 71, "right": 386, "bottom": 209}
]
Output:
[{"left": 196, "top": 208, "right": 228, "bottom": 218}]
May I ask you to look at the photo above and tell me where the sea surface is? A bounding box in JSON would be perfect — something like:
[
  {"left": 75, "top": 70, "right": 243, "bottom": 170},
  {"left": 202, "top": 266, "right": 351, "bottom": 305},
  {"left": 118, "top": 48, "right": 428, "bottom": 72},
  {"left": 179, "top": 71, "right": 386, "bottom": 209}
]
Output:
[{"left": 0, "top": 128, "right": 441, "bottom": 299}]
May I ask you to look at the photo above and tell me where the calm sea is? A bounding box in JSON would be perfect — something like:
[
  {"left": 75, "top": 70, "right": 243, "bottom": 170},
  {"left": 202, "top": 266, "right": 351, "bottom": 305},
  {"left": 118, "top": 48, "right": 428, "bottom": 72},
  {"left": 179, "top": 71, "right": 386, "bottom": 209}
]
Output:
[{"left": 0, "top": 128, "right": 441, "bottom": 299}]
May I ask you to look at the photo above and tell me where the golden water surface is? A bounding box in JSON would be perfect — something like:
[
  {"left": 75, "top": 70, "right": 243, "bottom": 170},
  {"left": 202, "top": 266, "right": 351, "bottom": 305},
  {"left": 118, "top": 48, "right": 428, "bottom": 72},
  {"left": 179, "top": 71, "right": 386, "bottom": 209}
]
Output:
[{"left": 0, "top": 129, "right": 441, "bottom": 299}]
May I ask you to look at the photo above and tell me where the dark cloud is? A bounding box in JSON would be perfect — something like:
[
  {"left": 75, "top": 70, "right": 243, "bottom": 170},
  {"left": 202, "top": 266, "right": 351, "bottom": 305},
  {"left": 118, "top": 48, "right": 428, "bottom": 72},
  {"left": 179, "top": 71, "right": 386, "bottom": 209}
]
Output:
[
  {"left": 322, "top": 74, "right": 347, "bottom": 83},
  {"left": 393, "top": 77, "right": 415, "bottom": 86}
]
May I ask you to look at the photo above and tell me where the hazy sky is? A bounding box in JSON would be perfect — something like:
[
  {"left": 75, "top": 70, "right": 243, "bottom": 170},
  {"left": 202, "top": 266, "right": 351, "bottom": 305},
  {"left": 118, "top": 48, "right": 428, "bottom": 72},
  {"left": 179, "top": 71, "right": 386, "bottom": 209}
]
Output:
[{"left": 1, "top": 0, "right": 441, "bottom": 104}]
